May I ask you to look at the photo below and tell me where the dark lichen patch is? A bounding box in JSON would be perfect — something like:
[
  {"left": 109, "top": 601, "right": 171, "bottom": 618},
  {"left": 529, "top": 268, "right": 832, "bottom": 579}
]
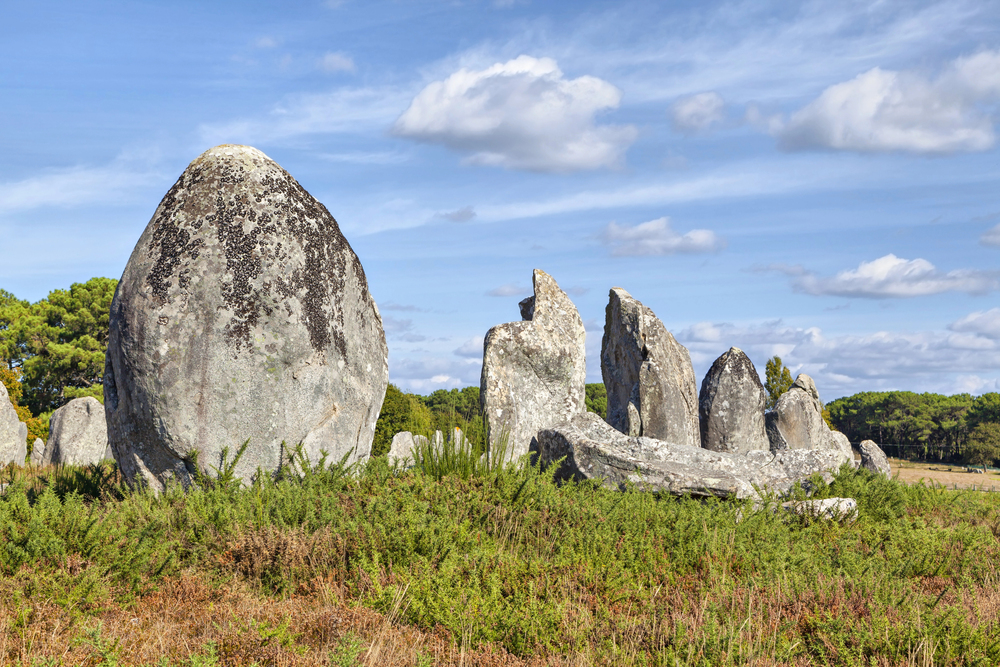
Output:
[{"left": 141, "top": 148, "right": 372, "bottom": 360}]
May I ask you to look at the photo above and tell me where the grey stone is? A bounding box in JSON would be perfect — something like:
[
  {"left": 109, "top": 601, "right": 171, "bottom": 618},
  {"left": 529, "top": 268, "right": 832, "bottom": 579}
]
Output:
[
  {"left": 698, "top": 347, "right": 769, "bottom": 453},
  {"left": 0, "top": 383, "right": 26, "bottom": 465},
  {"left": 481, "top": 269, "right": 586, "bottom": 463},
  {"left": 601, "top": 288, "right": 700, "bottom": 447},
  {"left": 859, "top": 440, "right": 891, "bottom": 477},
  {"left": 31, "top": 438, "right": 44, "bottom": 466},
  {"left": 536, "top": 412, "right": 851, "bottom": 499},
  {"left": 45, "top": 397, "right": 110, "bottom": 466},
  {"left": 104, "top": 145, "right": 388, "bottom": 491},
  {"left": 766, "top": 374, "right": 852, "bottom": 458},
  {"left": 388, "top": 431, "right": 430, "bottom": 466},
  {"left": 782, "top": 497, "right": 857, "bottom": 521}
]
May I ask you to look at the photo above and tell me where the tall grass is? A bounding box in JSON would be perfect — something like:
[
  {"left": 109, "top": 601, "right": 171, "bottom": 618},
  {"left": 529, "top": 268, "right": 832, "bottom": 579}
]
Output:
[{"left": 2, "top": 450, "right": 1000, "bottom": 665}]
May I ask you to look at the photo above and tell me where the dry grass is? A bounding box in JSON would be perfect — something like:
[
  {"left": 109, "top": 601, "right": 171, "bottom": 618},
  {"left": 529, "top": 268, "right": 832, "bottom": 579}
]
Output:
[{"left": 890, "top": 458, "right": 1000, "bottom": 491}]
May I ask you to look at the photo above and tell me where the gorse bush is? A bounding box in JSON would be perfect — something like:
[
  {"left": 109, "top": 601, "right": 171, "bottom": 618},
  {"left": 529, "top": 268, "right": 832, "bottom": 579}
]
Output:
[{"left": 3, "top": 454, "right": 1000, "bottom": 664}]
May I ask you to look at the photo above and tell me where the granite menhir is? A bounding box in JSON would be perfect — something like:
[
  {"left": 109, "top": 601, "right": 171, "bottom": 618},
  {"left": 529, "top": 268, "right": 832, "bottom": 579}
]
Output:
[{"left": 105, "top": 145, "right": 388, "bottom": 491}]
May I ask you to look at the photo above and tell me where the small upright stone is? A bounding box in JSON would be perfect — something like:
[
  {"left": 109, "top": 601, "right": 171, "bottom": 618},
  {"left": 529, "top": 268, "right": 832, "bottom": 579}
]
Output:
[
  {"left": 698, "top": 347, "right": 769, "bottom": 453},
  {"left": 31, "top": 439, "right": 45, "bottom": 466},
  {"left": 766, "top": 374, "right": 852, "bottom": 459},
  {"left": 601, "top": 288, "right": 699, "bottom": 447},
  {"left": 859, "top": 440, "right": 891, "bottom": 477},
  {"left": 481, "top": 269, "right": 586, "bottom": 462},
  {"left": 105, "top": 145, "right": 388, "bottom": 491},
  {"left": 45, "top": 397, "right": 110, "bottom": 466},
  {"left": 0, "top": 383, "right": 26, "bottom": 465}
]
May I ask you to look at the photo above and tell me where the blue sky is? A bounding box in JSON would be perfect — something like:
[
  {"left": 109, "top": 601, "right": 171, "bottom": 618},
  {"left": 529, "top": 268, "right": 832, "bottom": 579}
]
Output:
[{"left": 2, "top": 0, "right": 999, "bottom": 400}]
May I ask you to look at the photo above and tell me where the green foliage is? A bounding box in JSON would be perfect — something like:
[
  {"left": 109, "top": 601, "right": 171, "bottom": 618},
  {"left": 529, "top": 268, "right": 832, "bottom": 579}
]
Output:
[
  {"left": 64, "top": 384, "right": 105, "bottom": 404},
  {"left": 764, "top": 355, "right": 793, "bottom": 410},
  {"left": 0, "top": 277, "right": 117, "bottom": 416},
  {"left": 965, "top": 422, "right": 1000, "bottom": 468},
  {"left": 372, "top": 384, "right": 433, "bottom": 456},
  {"left": 966, "top": 392, "right": 1000, "bottom": 429},
  {"left": 585, "top": 382, "right": 606, "bottom": 419}
]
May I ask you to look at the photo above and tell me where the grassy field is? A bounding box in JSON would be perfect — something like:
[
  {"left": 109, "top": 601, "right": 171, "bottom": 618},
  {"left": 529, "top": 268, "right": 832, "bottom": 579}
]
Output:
[
  {"left": 890, "top": 459, "right": 1000, "bottom": 492},
  {"left": 2, "top": 453, "right": 1000, "bottom": 666}
]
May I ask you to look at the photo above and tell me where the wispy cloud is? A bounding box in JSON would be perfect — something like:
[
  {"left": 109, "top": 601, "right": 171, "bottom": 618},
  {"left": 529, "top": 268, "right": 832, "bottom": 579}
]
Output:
[
  {"left": 981, "top": 224, "right": 1000, "bottom": 247},
  {"left": 486, "top": 283, "right": 530, "bottom": 297},
  {"left": 319, "top": 52, "right": 355, "bottom": 73},
  {"left": 437, "top": 205, "right": 477, "bottom": 222},
  {"left": 950, "top": 308, "right": 1000, "bottom": 339},
  {"left": 670, "top": 92, "right": 725, "bottom": 134},
  {"left": 601, "top": 217, "right": 725, "bottom": 256},
  {"left": 392, "top": 55, "right": 636, "bottom": 172}
]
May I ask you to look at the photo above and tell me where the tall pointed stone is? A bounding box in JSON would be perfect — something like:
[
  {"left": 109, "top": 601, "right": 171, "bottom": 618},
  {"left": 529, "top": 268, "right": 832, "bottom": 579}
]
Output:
[
  {"left": 0, "top": 383, "right": 26, "bottom": 465},
  {"left": 698, "top": 347, "right": 769, "bottom": 453},
  {"left": 601, "top": 288, "right": 700, "bottom": 448},
  {"left": 766, "top": 374, "right": 852, "bottom": 459},
  {"left": 105, "top": 145, "right": 388, "bottom": 491},
  {"left": 481, "top": 269, "right": 586, "bottom": 462}
]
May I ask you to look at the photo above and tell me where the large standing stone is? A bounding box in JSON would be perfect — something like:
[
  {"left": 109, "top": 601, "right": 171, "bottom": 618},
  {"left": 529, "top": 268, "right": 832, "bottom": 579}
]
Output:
[
  {"left": 859, "top": 440, "right": 891, "bottom": 477},
  {"left": 766, "top": 374, "right": 852, "bottom": 459},
  {"left": 0, "top": 383, "right": 26, "bottom": 465},
  {"left": 44, "top": 397, "right": 111, "bottom": 466},
  {"left": 601, "top": 288, "right": 700, "bottom": 447},
  {"left": 105, "top": 145, "right": 388, "bottom": 491},
  {"left": 698, "top": 347, "right": 769, "bottom": 453},
  {"left": 481, "top": 269, "right": 586, "bottom": 462},
  {"left": 536, "top": 412, "right": 851, "bottom": 499}
]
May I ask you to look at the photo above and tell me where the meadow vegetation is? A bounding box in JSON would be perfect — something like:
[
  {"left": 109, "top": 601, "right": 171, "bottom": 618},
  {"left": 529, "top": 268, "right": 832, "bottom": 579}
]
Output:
[{"left": 2, "top": 449, "right": 1000, "bottom": 666}]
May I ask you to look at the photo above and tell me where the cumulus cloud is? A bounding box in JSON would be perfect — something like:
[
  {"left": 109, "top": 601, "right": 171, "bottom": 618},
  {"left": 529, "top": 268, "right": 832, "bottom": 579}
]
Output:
[
  {"left": 319, "top": 52, "right": 355, "bottom": 73},
  {"left": 777, "top": 50, "right": 1000, "bottom": 153},
  {"left": 601, "top": 217, "right": 725, "bottom": 257},
  {"left": 437, "top": 205, "right": 476, "bottom": 222},
  {"left": 950, "top": 308, "right": 1000, "bottom": 339},
  {"left": 392, "top": 55, "right": 637, "bottom": 172},
  {"left": 670, "top": 92, "right": 725, "bottom": 134},
  {"left": 981, "top": 224, "right": 1000, "bottom": 247},
  {"left": 486, "top": 283, "right": 530, "bottom": 297},
  {"left": 766, "top": 254, "right": 1000, "bottom": 298},
  {"left": 389, "top": 356, "right": 482, "bottom": 393},
  {"left": 454, "top": 336, "right": 484, "bottom": 358},
  {"left": 674, "top": 318, "right": 1000, "bottom": 398}
]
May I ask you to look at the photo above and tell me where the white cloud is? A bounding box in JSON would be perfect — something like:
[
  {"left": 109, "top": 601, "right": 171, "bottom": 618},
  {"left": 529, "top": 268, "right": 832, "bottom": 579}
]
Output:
[
  {"left": 319, "top": 52, "right": 355, "bottom": 73},
  {"left": 389, "top": 356, "right": 482, "bottom": 393},
  {"left": 771, "top": 254, "right": 1000, "bottom": 298},
  {"left": 674, "top": 318, "right": 1000, "bottom": 398},
  {"left": 254, "top": 36, "right": 279, "bottom": 49},
  {"left": 392, "top": 55, "right": 637, "bottom": 172},
  {"left": 601, "top": 217, "right": 725, "bottom": 257},
  {"left": 670, "top": 92, "right": 725, "bottom": 134},
  {"left": 777, "top": 50, "right": 1000, "bottom": 153},
  {"left": 981, "top": 224, "right": 1000, "bottom": 247},
  {"left": 437, "top": 206, "right": 476, "bottom": 222},
  {"left": 382, "top": 315, "right": 426, "bottom": 342},
  {"left": 454, "top": 336, "right": 484, "bottom": 358},
  {"left": 486, "top": 283, "right": 530, "bottom": 297},
  {"left": 199, "top": 87, "right": 409, "bottom": 146},
  {"left": 950, "top": 308, "right": 1000, "bottom": 339}
]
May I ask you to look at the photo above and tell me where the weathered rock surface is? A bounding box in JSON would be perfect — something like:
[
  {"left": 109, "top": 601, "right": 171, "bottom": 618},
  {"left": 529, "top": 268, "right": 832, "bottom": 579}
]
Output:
[
  {"left": 698, "top": 347, "right": 768, "bottom": 453},
  {"left": 387, "top": 431, "right": 430, "bottom": 466},
  {"left": 536, "top": 412, "right": 852, "bottom": 499},
  {"left": 766, "top": 374, "right": 852, "bottom": 458},
  {"left": 782, "top": 497, "right": 857, "bottom": 521},
  {"left": 481, "top": 269, "right": 586, "bottom": 462},
  {"left": 105, "top": 145, "right": 388, "bottom": 491},
  {"left": 859, "top": 440, "right": 891, "bottom": 477},
  {"left": 601, "top": 288, "right": 700, "bottom": 447},
  {"left": 31, "top": 439, "right": 44, "bottom": 466},
  {"left": 45, "top": 397, "right": 111, "bottom": 465},
  {"left": 0, "top": 383, "right": 26, "bottom": 465}
]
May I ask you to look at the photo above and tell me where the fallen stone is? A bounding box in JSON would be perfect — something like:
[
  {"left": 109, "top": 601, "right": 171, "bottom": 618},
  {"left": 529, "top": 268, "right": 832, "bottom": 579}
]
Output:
[
  {"left": 766, "top": 374, "right": 851, "bottom": 458},
  {"left": 782, "top": 497, "right": 857, "bottom": 521},
  {"left": 536, "top": 412, "right": 851, "bottom": 499},
  {"left": 698, "top": 347, "right": 769, "bottom": 453},
  {"left": 481, "top": 269, "right": 586, "bottom": 462},
  {"left": 104, "top": 145, "right": 388, "bottom": 491},
  {"left": 0, "top": 383, "right": 26, "bottom": 466},
  {"left": 44, "top": 397, "right": 110, "bottom": 466},
  {"left": 601, "top": 288, "right": 700, "bottom": 447},
  {"left": 859, "top": 440, "right": 891, "bottom": 477}
]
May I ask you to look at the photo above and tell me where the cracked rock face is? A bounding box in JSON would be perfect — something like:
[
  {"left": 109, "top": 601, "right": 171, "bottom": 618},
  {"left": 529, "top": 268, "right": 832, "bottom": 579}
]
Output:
[
  {"left": 537, "top": 412, "right": 851, "bottom": 499},
  {"left": 45, "top": 397, "right": 111, "bottom": 465},
  {"left": 766, "top": 374, "right": 852, "bottom": 459},
  {"left": 105, "top": 145, "right": 388, "bottom": 491},
  {"left": 0, "top": 383, "right": 26, "bottom": 466},
  {"left": 699, "top": 347, "right": 769, "bottom": 454},
  {"left": 481, "top": 269, "right": 586, "bottom": 463},
  {"left": 601, "top": 288, "right": 700, "bottom": 447}
]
